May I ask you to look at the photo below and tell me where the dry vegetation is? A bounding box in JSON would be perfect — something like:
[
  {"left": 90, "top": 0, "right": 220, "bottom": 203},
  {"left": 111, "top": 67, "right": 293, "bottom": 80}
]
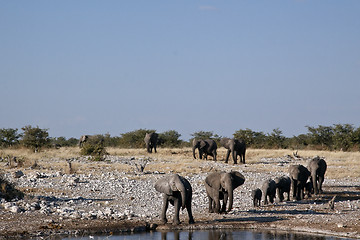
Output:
[{"left": 1, "top": 147, "right": 359, "bottom": 179}]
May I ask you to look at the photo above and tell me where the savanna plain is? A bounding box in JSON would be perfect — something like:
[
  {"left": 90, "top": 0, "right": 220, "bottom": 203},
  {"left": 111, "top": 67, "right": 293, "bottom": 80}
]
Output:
[{"left": 0, "top": 147, "right": 359, "bottom": 239}]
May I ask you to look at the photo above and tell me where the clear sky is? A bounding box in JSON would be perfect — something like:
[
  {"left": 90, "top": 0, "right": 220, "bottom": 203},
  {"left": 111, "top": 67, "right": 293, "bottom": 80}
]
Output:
[{"left": 1, "top": 1, "right": 359, "bottom": 140}]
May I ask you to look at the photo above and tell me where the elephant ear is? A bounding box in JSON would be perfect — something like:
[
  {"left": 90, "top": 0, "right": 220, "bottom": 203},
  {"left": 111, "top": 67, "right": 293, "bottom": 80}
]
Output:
[
  {"left": 231, "top": 171, "right": 245, "bottom": 189},
  {"left": 155, "top": 176, "right": 173, "bottom": 195},
  {"left": 200, "top": 140, "right": 207, "bottom": 149},
  {"left": 205, "top": 172, "right": 222, "bottom": 190}
]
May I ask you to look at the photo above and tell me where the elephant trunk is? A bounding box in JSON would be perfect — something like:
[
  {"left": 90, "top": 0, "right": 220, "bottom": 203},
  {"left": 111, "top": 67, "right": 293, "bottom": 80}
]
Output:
[
  {"left": 174, "top": 176, "right": 187, "bottom": 210},
  {"left": 227, "top": 188, "right": 233, "bottom": 212},
  {"left": 192, "top": 146, "right": 197, "bottom": 159}
]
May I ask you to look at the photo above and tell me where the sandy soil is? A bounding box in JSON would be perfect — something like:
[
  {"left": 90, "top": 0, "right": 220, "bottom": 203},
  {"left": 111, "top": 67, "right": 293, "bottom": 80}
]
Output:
[{"left": 0, "top": 148, "right": 359, "bottom": 239}]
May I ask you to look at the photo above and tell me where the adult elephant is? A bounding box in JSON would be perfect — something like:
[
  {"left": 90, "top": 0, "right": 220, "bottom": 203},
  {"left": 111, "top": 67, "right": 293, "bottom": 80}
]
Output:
[
  {"left": 274, "top": 176, "right": 291, "bottom": 202},
  {"left": 308, "top": 156, "right": 327, "bottom": 195},
  {"left": 78, "top": 135, "right": 104, "bottom": 148},
  {"left": 204, "top": 171, "right": 245, "bottom": 213},
  {"left": 192, "top": 139, "right": 217, "bottom": 160},
  {"left": 289, "top": 164, "right": 311, "bottom": 200},
  {"left": 154, "top": 174, "right": 194, "bottom": 225},
  {"left": 261, "top": 178, "right": 276, "bottom": 205},
  {"left": 144, "top": 132, "right": 158, "bottom": 153},
  {"left": 220, "top": 138, "right": 246, "bottom": 164}
]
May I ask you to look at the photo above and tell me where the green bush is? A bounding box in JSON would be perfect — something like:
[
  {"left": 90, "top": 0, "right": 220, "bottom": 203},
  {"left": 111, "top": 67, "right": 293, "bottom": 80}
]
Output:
[
  {"left": 80, "top": 142, "right": 108, "bottom": 161},
  {"left": 21, "top": 125, "right": 50, "bottom": 152}
]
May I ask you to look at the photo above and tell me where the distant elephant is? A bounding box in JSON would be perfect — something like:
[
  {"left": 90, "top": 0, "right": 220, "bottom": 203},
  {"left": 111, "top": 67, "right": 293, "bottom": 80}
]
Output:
[
  {"left": 261, "top": 179, "right": 276, "bottom": 205},
  {"left": 204, "top": 171, "right": 245, "bottom": 213},
  {"left": 144, "top": 132, "right": 158, "bottom": 153},
  {"left": 252, "top": 188, "right": 262, "bottom": 207},
  {"left": 78, "top": 135, "right": 104, "bottom": 147},
  {"left": 192, "top": 139, "right": 217, "bottom": 160},
  {"left": 289, "top": 164, "right": 311, "bottom": 200},
  {"left": 154, "top": 174, "right": 194, "bottom": 225},
  {"left": 274, "top": 176, "right": 291, "bottom": 202},
  {"left": 220, "top": 138, "right": 246, "bottom": 164},
  {"left": 307, "top": 156, "right": 327, "bottom": 195}
]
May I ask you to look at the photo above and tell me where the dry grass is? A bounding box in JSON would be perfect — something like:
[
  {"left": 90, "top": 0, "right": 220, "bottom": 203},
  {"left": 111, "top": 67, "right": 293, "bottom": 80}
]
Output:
[{"left": 0, "top": 147, "right": 359, "bottom": 179}]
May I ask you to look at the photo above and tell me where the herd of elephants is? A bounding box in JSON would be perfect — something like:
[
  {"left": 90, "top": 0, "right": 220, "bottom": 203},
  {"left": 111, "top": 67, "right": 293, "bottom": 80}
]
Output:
[{"left": 79, "top": 132, "right": 327, "bottom": 225}]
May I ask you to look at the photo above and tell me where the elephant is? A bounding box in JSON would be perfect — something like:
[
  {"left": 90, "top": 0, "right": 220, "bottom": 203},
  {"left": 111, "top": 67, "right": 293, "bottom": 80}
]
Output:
[
  {"left": 220, "top": 138, "right": 246, "bottom": 164},
  {"left": 261, "top": 179, "right": 276, "bottom": 205},
  {"left": 204, "top": 171, "right": 245, "bottom": 213},
  {"left": 144, "top": 132, "right": 158, "bottom": 153},
  {"left": 252, "top": 188, "right": 262, "bottom": 207},
  {"left": 154, "top": 174, "right": 194, "bottom": 225},
  {"left": 78, "top": 135, "right": 104, "bottom": 147},
  {"left": 304, "top": 181, "right": 313, "bottom": 198},
  {"left": 274, "top": 176, "right": 291, "bottom": 202},
  {"left": 192, "top": 139, "right": 217, "bottom": 161},
  {"left": 289, "top": 164, "right": 311, "bottom": 200},
  {"left": 307, "top": 156, "right": 327, "bottom": 195}
]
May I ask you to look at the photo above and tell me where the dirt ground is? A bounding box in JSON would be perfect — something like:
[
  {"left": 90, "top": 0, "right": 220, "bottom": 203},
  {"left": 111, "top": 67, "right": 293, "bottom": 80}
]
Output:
[{"left": 0, "top": 148, "right": 359, "bottom": 239}]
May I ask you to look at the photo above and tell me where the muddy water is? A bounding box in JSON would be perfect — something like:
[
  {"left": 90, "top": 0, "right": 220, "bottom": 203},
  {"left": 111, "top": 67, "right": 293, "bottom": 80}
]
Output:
[{"left": 64, "top": 229, "right": 351, "bottom": 240}]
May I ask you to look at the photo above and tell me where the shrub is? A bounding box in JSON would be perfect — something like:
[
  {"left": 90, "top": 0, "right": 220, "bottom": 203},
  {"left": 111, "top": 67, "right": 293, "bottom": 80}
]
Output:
[
  {"left": 21, "top": 125, "right": 50, "bottom": 152},
  {"left": 0, "top": 128, "right": 21, "bottom": 147}
]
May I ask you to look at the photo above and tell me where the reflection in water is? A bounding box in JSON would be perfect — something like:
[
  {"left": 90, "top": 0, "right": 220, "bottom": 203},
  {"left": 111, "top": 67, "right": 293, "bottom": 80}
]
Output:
[{"left": 64, "top": 230, "right": 348, "bottom": 240}]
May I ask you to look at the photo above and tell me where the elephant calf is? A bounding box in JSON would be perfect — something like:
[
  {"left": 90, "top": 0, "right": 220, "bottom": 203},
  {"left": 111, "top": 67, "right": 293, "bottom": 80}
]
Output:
[
  {"left": 261, "top": 179, "right": 276, "bottom": 205},
  {"left": 274, "top": 176, "right": 291, "bottom": 202},
  {"left": 154, "top": 174, "right": 194, "bottom": 225},
  {"left": 308, "top": 156, "right": 327, "bottom": 195},
  {"left": 289, "top": 164, "right": 311, "bottom": 200},
  {"left": 205, "top": 171, "right": 245, "bottom": 213},
  {"left": 252, "top": 188, "right": 262, "bottom": 207}
]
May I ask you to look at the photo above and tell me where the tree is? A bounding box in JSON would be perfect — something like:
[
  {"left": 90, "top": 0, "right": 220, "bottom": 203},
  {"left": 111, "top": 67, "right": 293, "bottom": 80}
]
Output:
[
  {"left": 159, "top": 130, "right": 182, "bottom": 147},
  {"left": 21, "top": 125, "right": 50, "bottom": 152},
  {"left": 332, "top": 124, "right": 354, "bottom": 151},
  {"left": 233, "top": 128, "right": 266, "bottom": 148},
  {"left": 118, "top": 129, "right": 156, "bottom": 148},
  {"left": 190, "top": 131, "right": 220, "bottom": 145},
  {"left": 266, "top": 128, "right": 286, "bottom": 149},
  {"left": 0, "top": 128, "right": 21, "bottom": 147}
]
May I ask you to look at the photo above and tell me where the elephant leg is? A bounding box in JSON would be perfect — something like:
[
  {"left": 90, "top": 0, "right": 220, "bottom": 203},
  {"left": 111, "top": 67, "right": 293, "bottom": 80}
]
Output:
[
  {"left": 213, "top": 150, "right": 217, "bottom": 161},
  {"left": 241, "top": 153, "right": 246, "bottom": 164},
  {"left": 173, "top": 197, "right": 181, "bottom": 225},
  {"left": 207, "top": 194, "right": 214, "bottom": 213},
  {"left": 225, "top": 150, "right": 231, "bottom": 163},
  {"left": 199, "top": 150, "right": 203, "bottom": 159},
  {"left": 161, "top": 195, "right": 169, "bottom": 224},
  {"left": 186, "top": 194, "right": 194, "bottom": 224},
  {"left": 291, "top": 179, "right": 297, "bottom": 199},
  {"left": 318, "top": 175, "right": 324, "bottom": 193},
  {"left": 221, "top": 192, "right": 228, "bottom": 213},
  {"left": 233, "top": 150, "right": 238, "bottom": 164}
]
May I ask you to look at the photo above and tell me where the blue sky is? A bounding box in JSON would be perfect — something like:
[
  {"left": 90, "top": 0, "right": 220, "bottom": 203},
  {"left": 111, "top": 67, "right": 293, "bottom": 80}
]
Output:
[{"left": 1, "top": 1, "right": 359, "bottom": 140}]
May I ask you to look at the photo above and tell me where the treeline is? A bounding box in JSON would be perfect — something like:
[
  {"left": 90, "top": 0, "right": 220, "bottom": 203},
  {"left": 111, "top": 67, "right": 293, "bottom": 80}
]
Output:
[{"left": 1, "top": 124, "right": 360, "bottom": 152}]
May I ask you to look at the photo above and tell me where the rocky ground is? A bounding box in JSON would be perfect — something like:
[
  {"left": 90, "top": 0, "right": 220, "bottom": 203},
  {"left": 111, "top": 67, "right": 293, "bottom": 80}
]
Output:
[{"left": 0, "top": 151, "right": 359, "bottom": 239}]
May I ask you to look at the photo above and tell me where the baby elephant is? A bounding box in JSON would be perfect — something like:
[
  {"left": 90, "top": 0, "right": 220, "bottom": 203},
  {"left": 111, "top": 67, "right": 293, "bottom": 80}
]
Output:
[
  {"left": 154, "top": 174, "right": 194, "bottom": 225},
  {"left": 261, "top": 179, "right": 276, "bottom": 205},
  {"left": 274, "top": 176, "right": 291, "bottom": 202},
  {"left": 252, "top": 188, "right": 262, "bottom": 207}
]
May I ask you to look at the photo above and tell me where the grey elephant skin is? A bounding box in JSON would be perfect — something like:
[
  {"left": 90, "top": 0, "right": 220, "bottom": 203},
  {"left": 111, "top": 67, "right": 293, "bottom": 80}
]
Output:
[
  {"left": 204, "top": 171, "right": 245, "bottom": 213},
  {"left": 220, "top": 138, "right": 246, "bottom": 164},
  {"left": 289, "top": 164, "right": 311, "bottom": 200},
  {"left": 144, "top": 132, "right": 158, "bottom": 153},
  {"left": 252, "top": 188, "right": 262, "bottom": 207},
  {"left": 154, "top": 174, "right": 194, "bottom": 225},
  {"left": 78, "top": 135, "right": 104, "bottom": 148},
  {"left": 261, "top": 179, "right": 276, "bottom": 205},
  {"left": 192, "top": 139, "right": 217, "bottom": 160},
  {"left": 274, "top": 176, "right": 291, "bottom": 202},
  {"left": 308, "top": 157, "right": 327, "bottom": 195}
]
